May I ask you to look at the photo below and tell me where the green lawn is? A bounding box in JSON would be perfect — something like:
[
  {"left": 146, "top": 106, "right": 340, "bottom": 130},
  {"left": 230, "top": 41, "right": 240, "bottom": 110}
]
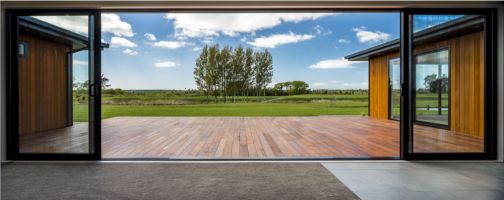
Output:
[{"left": 73, "top": 101, "right": 368, "bottom": 122}]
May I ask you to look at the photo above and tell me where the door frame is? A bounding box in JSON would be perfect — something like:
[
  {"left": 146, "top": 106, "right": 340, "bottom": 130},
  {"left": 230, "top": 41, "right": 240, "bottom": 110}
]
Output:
[
  {"left": 5, "top": 9, "right": 102, "bottom": 160},
  {"left": 400, "top": 8, "right": 498, "bottom": 160},
  {"left": 3, "top": 8, "right": 498, "bottom": 161}
]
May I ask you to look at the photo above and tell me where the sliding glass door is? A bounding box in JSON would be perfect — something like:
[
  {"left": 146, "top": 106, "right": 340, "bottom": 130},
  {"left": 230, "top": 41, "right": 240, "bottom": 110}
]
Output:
[
  {"left": 7, "top": 10, "right": 101, "bottom": 160},
  {"left": 401, "top": 9, "right": 497, "bottom": 159}
]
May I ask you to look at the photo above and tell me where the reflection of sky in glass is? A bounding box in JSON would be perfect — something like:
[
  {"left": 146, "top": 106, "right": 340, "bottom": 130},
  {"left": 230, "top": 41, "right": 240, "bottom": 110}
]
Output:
[
  {"left": 389, "top": 58, "right": 400, "bottom": 89},
  {"left": 415, "top": 50, "right": 449, "bottom": 89},
  {"left": 32, "top": 16, "right": 89, "bottom": 36},
  {"left": 413, "top": 15, "right": 464, "bottom": 32}
]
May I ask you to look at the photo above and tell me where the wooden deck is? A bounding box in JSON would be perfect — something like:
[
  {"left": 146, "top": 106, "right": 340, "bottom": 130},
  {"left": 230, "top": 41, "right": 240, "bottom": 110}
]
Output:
[{"left": 19, "top": 116, "right": 484, "bottom": 158}]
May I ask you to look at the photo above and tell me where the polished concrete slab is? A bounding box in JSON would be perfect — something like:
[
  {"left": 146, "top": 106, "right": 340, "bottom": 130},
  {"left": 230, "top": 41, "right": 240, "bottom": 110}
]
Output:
[{"left": 322, "top": 162, "right": 504, "bottom": 200}]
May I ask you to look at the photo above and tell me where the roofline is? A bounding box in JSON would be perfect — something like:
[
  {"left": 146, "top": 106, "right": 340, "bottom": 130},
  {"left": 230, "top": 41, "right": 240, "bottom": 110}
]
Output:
[
  {"left": 19, "top": 16, "right": 109, "bottom": 49},
  {"left": 344, "top": 15, "right": 484, "bottom": 61}
]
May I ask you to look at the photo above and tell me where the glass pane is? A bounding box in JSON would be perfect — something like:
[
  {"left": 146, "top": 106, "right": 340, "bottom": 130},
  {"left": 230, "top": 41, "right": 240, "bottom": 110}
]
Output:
[
  {"left": 414, "top": 49, "right": 449, "bottom": 126},
  {"left": 389, "top": 58, "right": 400, "bottom": 120},
  {"left": 18, "top": 15, "right": 92, "bottom": 154},
  {"left": 412, "top": 14, "right": 485, "bottom": 153}
]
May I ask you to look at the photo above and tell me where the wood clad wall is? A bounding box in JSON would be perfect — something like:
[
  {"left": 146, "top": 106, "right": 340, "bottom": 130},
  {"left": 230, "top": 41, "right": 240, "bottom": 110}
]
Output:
[
  {"left": 369, "top": 52, "right": 399, "bottom": 119},
  {"left": 19, "top": 34, "right": 72, "bottom": 135},
  {"left": 369, "top": 31, "right": 484, "bottom": 137}
]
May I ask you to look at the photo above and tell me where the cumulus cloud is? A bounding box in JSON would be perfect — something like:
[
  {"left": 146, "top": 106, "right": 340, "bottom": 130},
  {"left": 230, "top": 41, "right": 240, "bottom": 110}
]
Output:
[
  {"left": 123, "top": 48, "right": 138, "bottom": 56},
  {"left": 309, "top": 58, "right": 364, "bottom": 69},
  {"left": 313, "top": 25, "right": 332, "bottom": 36},
  {"left": 247, "top": 32, "right": 314, "bottom": 48},
  {"left": 337, "top": 39, "right": 350, "bottom": 44},
  {"left": 352, "top": 26, "right": 390, "bottom": 43},
  {"left": 153, "top": 41, "right": 187, "bottom": 49},
  {"left": 110, "top": 37, "right": 137, "bottom": 48},
  {"left": 154, "top": 61, "right": 179, "bottom": 68},
  {"left": 144, "top": 33, "right": 157, "bottom": 41},
  {"left": 102, "top": 14, "right": 134, "bottom": 37},
  {"left": 164, "top": 13, "right": 336, "bottom": 38},
  {"left": 73, "top": 59, "right": 88, "bottom": 66},
  {"left": 34, "top": 14, "right": 134, "bottom": 37},
  {"left": 33, "top": 16, "right": 89, "bottom": 35}
]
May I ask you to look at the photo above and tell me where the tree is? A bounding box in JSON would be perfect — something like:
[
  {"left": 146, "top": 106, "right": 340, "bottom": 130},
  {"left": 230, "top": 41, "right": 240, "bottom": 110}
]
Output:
[
  {"left": 241, "top": 48, "right": 255, "bottom": 98},
  {"left": 229, "top": 46, "right": 245, "bottom": 102},
  {"left": 218, "top": 46, "right": 232, "bottom": 103},
  {"left": 290, "top": 81, "right": 309, "bottom": 95},
  {"left": 207, "top": 45, "right": 220, "bottom": 101},
  {"left": 253, "top": 49, "right": 273, "bottom": 99},
  {"left": 194, "top": 45, "right": 211, "bottom": 102}
]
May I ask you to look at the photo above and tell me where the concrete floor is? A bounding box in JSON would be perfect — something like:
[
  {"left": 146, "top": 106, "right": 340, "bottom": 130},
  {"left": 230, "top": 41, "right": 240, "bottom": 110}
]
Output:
[{"left": 322, "top": 162, "right": 504, "bottom": 200}]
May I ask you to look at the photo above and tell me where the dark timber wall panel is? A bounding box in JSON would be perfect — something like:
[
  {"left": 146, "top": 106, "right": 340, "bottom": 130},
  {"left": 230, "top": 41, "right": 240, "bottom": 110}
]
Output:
[
  {"left": 18, "top": 34, "right": 71, "bottom": 135},
  {"left": 369, "top": 31, "right": 484, "bottom": 137}
]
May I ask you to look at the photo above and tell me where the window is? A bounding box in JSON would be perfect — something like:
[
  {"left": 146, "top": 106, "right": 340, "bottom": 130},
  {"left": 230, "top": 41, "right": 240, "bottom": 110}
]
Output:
[
  {"left": 389, "top": 58, "right": 400, "bottom": 120},
  {"left": 413, "top": 48, "right": 449, "bottom": 127}
]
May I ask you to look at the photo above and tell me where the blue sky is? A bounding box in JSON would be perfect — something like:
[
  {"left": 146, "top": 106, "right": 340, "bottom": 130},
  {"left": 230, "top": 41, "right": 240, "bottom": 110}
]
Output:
[{"left": 66, "top": 12, "right": 400, "bottom": 90}]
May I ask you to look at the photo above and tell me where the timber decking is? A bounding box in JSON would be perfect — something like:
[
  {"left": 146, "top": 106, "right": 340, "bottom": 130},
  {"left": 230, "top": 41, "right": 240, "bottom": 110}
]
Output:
[{"left": 19, "top": 116, "right": 484, "bottom": 158}]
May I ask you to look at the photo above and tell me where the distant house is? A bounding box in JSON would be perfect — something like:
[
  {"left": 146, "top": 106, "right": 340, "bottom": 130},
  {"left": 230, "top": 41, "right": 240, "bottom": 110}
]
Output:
[
  {"left": 345, "top": 15, "right": 484, "bottom": 137},
  {"left": 18, "top": 16, "right": 108, "bottom": 135}
]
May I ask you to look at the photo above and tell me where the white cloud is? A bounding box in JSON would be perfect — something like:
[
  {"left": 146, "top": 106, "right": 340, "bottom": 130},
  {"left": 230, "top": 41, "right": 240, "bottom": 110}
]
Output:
[
  {"left": 73, "top": 59, "right": 88, "bottom": 66},
  {"left": 144, "top": 33, "right": 157, "bottom": 41},
  {"left": 192, "top": 47, "right": 203, "bottom": 51},
  {"left": 352, "top": 26, "right": 390, "bottom": 43},
  {"left": 164, "top": 13, "right": 336, "bottom": 38},
  {"left": 247, "top": 32, "right": 314, "bottom": 48},
  {"left": 34, "top": 16, "right": 89, "bottom": 35},
  {"left": 309, "top": 58, "right": 364, "bottom": 69},
  {"left": 337, "top": 39, "right": 350, "bottom": 44},
  {"left": 328, "top": 80, "right": 342, "bottom": 84},
  {"left": 34, "top": 14, "right": 134, "bottom": 37},
  {"left": 123, "top": 48, "right": 138, "bottom": 56},
  {"left": 110, "top": 37, "right": 137, "bottom": 48},
  {"left": 314, "top": 25, "right": 332, "bottom": 36},
  {"left": 153, "top": 41, "right": 186, "bottom": 49},
  {"left": 154, "top": 61, "right": 179, "bottom": 68},
  {"left": 102, "top": 14, "right": 134, "bottom": 37}
]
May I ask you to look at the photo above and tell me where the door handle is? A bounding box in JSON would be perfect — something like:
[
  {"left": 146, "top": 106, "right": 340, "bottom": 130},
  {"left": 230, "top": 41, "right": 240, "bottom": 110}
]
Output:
[{"left": 89, "top": 83, "right": 95, "bottom": 97}]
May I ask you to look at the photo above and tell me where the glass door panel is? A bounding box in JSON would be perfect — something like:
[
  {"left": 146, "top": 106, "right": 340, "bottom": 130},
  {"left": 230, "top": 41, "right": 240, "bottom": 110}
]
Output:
[
  {"left": 410, "top": 14, "right": 485, "bottom": 153},
  {"left": 15, "top": 13, "right": 98, "bottom": 156}
]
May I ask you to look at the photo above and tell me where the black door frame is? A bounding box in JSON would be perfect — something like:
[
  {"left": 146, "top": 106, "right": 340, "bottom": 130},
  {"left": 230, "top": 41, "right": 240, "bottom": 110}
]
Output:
[
  {"left": 5, "top": 9, "right": 102, "bottom": 160},
  {"left": 400, "top": 8, "right": 498, "bottom": 160},
  {"left": 4, "top": 8, "right": 498, "bottom": 161}
]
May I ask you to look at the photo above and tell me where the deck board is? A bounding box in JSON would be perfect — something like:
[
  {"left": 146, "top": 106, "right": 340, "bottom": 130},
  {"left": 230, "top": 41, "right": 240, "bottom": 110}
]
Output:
[{"left": 19, "top": 116, "right": 484, "bottom": 158}]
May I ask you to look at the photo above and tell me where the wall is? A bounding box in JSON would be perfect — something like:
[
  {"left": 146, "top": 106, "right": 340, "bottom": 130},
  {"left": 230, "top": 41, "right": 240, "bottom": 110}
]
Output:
[
  {"left": 369, "top": 52, "right": 399, "bottom": 119},
  {"left": 369, "top": 31, "right": 485, "bottom": 137},
  {"left": 18, "top": 33, "right": 71, "bottom": 134}
]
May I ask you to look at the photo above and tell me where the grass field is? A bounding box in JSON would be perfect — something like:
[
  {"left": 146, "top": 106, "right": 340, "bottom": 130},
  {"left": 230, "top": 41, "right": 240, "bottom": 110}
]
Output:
[
  {"left": 74, "top": 93, "right": 369, "bottom": 122},
  {"left": 73, "top": 92, "right": 448, "bottom": 122}
]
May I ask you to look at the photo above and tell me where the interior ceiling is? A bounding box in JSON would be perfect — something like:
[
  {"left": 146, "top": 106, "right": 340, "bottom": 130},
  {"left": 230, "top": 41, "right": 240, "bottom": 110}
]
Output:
[{"left": 1, "top": 1, "right": 502, "bottom": 10}]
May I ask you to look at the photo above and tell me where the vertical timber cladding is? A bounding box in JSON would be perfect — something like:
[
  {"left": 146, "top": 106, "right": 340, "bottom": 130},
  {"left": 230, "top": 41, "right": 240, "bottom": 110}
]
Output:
[
  {"left": 369, "top": 52, "right": 399, "bottom": 119},
  {"left": 368, "top": 31, "right": 484, "bottom": 137},
  {"left": 18, "top": 33, "right": 72, "bottom": 135}
]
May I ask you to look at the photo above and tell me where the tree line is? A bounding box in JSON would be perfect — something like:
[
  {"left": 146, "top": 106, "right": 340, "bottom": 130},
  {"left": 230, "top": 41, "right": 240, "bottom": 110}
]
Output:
[{"left": 194, "top": 44, "right": 273, "bottom": 103}]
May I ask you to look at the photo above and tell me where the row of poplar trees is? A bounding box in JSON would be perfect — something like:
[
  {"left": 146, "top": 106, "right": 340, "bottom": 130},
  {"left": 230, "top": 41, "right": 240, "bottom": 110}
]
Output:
[{"left": 194, "top": 44, "right": 273, "bottom": 103}]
